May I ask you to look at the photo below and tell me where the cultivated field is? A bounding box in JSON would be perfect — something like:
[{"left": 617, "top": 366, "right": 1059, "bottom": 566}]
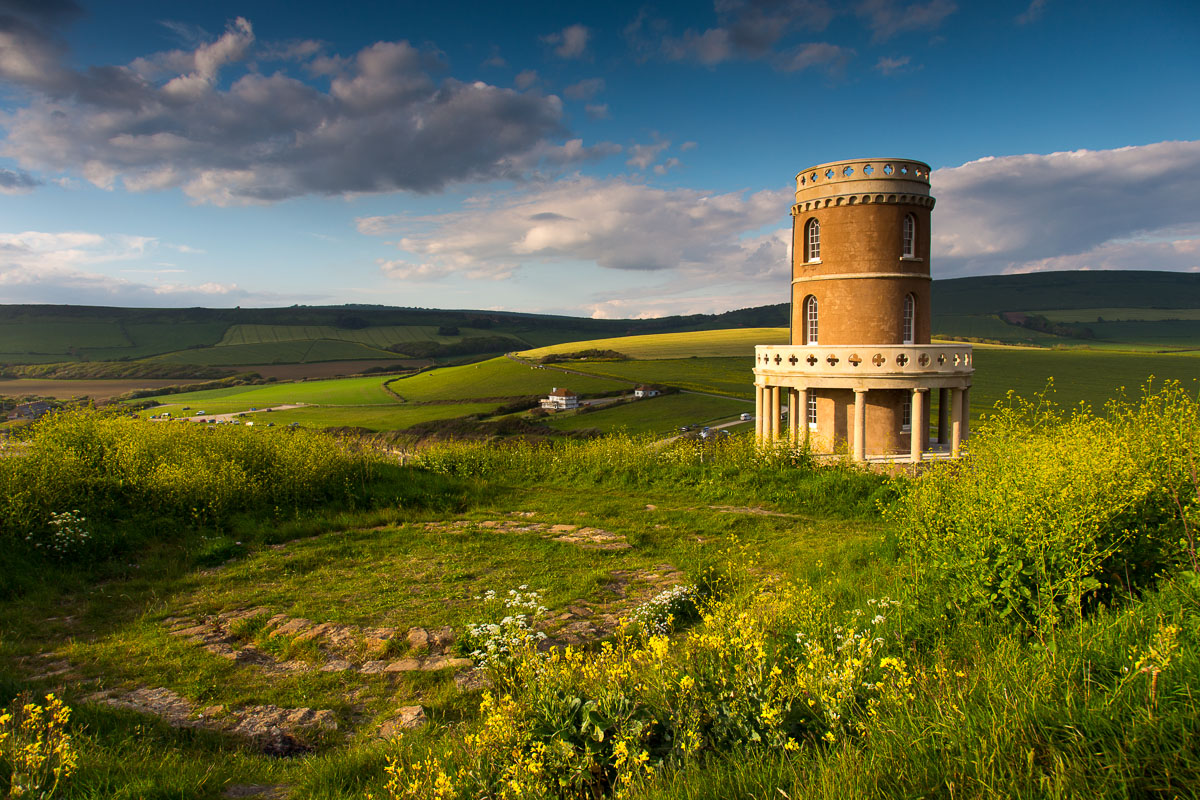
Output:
[{"left": 0, "top": 378, "right": 188, "bottom": 401}]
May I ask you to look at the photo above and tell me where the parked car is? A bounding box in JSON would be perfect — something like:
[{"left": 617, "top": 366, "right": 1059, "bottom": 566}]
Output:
[{"left": 740, "top": 412, "right": 752, "bottom": 421}]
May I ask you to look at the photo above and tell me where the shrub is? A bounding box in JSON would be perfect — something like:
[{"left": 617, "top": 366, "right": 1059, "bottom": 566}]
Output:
[{"left": 888, "top": 381, "right": 1200, "bottom": 631}]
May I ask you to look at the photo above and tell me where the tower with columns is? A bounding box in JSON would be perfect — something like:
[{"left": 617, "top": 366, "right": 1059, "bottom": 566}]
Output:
[{"left": 753, "top": 158, "right": 973, "bottom": 462}]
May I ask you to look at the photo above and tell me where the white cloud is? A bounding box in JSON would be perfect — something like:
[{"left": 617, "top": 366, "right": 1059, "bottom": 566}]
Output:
[
  {"left": 357, "top": 176, "right": 791, "bottom": 301},
  {"left": 1016, "top": 0, "right": 1048, "bottom": 25},
  {"left": 585, "top": 103, "right": 610, "bottom": 120},
  {"left": 0, "top": 15, "right": 591, "bottom": 205},
  {"left": 874, "top": 55, "right": 911, "bottom": 74},
  {"left": 856, "top": 0, "right": 958, "bottom": 43},
  {"left": 0, "top": 167, "right": 41, "bottom": 193},
  {"left": 0, "top": 229, "right": 273, "bottom": 305},
  {"left": 932, "top": 140, "right": 1200, "bottom": 277},
  {"left": 542, "top": 24, "right": 590, "bottom": 59},
  {"left": 564, "top": 77, "right": 605, "bottom": 100},
  {"left": 626, "top": 140, "right": 671, "bottom": 170}
]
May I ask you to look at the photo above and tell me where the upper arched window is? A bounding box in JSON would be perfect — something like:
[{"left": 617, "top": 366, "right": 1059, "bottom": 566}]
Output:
[
  {"left": 902, "top": 293, "right": 915, "bottom": 344},
  {"left": 803, "top": 295, "right": 819, "bottom": 345},
  {"left": 804, "top": 218, "right": 820, "bottom": 262},
  {"left": 902, "top": 214, "right": 916, "bottom": 258}
]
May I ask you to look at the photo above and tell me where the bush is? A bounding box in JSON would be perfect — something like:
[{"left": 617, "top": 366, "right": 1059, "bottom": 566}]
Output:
[
  {"left": 0, "top": 408, "right": 386, "bottom": 552},
  {"left": 888, "top": 381, "right": 1200, "bottom": 631}
]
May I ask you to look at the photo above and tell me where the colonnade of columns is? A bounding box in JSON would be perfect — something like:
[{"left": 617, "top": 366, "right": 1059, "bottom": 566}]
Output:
[{"left": 753, "top": 383, "right": 970, "bottom": 462}]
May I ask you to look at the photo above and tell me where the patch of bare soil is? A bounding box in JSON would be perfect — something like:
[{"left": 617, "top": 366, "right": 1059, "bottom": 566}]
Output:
[
  {"left": 422, "top": 519, "right": 632, "bottom": 550},
  {"left": 709, "top": 505, "right": 796, "bottom": 518}
]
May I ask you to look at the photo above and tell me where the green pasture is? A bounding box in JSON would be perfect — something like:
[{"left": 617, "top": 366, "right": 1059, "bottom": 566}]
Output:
[
  {"left": 545, "top": 393, "right": 751, "bottom": 436},
  {"left": 932, "top": 313, "right": 1067, "bottom": 344},
  {"left": 0, "top": 320, "right": 229, "bottom": 363},
  {"left": 250, "top": 403, "right": 501, "bottom": 432},
  {"left": 385, "top": 357, "right": 629, "bottom": 402},
  {"left": 218, "top": 323, "right": 519, "bottom": 351},
  {"left": 520, "top": 328, "right": 787, "bottom": 360},
  {"left": 152, "top": 338, "right": 399, "bottom": 366},
  {"left": 560, "top": 357, "right": 754, "bottom": 399},
  {"left": 1038, "top": 307, "right": 1200, "bottom": 323},
  {"left": 140, "top": 375, "right": 400, "bottom": 409}
]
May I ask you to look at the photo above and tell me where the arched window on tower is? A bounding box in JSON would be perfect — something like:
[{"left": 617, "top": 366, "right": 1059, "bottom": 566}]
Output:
[
  {"left": 803, "top": 295, "right": 819, "bottom": 345},
  {"left": 902, "top": 214, "right": 916, "bottom": 258},
  {"left": 902, "top": 293, "right": 915, "bottom": 345},
  {"left": 805, "top": 218, "right": 820, "bottom": 262}
]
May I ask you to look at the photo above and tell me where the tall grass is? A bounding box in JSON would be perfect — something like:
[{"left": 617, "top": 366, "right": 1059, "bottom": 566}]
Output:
[{"left": 413, "top": 433, "right": 893, "bottom": 518}]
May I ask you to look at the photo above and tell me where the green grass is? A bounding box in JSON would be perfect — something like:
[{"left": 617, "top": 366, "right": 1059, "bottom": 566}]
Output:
[
  {"left": 545, "top": 393, "right": 750, "bottom": 436},
  {"left": 152, "top": 339, "right": 399, "bottom": 366},
  {"left": 562, "top": 357, "right": 756, "bottom": 399},
  {"left": 932, "top": 313, "right": 1068, "bottom": 344},
  {"left": 218, "top": 324, "right": 520, "bottom": 351},
  {"left": 251, "top": 403, "right": 501, "bottom": 431},
  {"left": 1038, "top": 307, "right": 1200, "bottom": 322},
  {"left": 385, "top": 357, "right": 629, "bottom": 402},
  {"left": 137, "top": 375, "right": 401, "bottom": 408},
  {"left": 0, "top": 321, "right": 230, "bottom": 363},
  {"left": 520, "top": 328, "right": 788, "bottom": 360}
]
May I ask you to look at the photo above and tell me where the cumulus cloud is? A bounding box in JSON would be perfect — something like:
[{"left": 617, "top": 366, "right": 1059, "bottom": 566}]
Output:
[
  {"left": 626, "top": 0, "right": 948, "bottom": 71},
  {"left": 1015, "top": 0, "right": 1048, "bottom": 25},
  {"left": 932, "top": 140, "right": 1200, "bottom": 277},
  {"left": 626, "top": 140, "right": 671, "bottom": 170},
  {"left": 0, "top": 14, "right": 597, "bottom": 205},
  {"left": 856, "top": 0, "right": 957, "bottom": 42},
  {"left": 0, "top": 229, "right": 274, "bottom": 305},
  {"left": 542, "top": 24, "right": 590, "bottom": 59},
  {"left": 0, "top": 166, "right": 40, "bottom": 193},
  {"left": 356, "top": 176, "right": 791, "bottom": 295},
  {"left": 874, "top": 55, "right": 911, "bottom": 74},
  {"left": 563, "top": 77, "right": 605, "bottom": 100}
]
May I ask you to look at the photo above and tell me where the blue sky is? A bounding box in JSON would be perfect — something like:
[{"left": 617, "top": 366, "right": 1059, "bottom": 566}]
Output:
[{"left": 1, "top": 0, "right": 1198, "bottom": 317}]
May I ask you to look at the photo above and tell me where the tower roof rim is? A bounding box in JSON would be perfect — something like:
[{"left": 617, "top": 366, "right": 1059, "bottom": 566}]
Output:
[{"left": 794, "top": 158, "right": 932, "bottom": 182}]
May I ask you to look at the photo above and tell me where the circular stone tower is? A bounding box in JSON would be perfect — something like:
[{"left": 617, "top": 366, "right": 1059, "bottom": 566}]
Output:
[{"left": 753, "top": 158, "right": 974, "bottom": 462}]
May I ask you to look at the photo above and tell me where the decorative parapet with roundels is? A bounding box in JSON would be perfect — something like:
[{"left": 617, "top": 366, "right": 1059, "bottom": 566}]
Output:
[
  {"left": 793, "top": 158, "right": 934, "bottom": 214},
  {"left": 754, "top": 344, "right": 973, "bottom": 390}
]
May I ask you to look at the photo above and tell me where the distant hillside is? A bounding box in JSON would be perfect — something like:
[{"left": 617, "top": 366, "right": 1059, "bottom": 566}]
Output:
[
  {"left": 932, "top": 271, "right": 1200, "bottom": 315},
  {"left": 2, "top": 271, "right": 1196, "bottom": 373}
]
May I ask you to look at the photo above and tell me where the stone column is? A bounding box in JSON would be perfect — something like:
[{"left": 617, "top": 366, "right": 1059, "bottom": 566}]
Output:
[
  {"left": 755, "top": 385, "right": 764, "bottom": 441},
  {"left": 962, "top": 387, "right": 971, "bottom": 441},
  {"left": 910, "top": 388, "right": 926, "bottom": 464},
  {"left": 853, "top": 388, "right": 868, "bottom": 462},
  {"left": 798, "top": 387, "right": 809, "bottom": 448},
  {"left": 951, "top": 387, "right": 963, "bottom": 458},
  {"left": 937, "top": 387, "right": 949, "bottom": 445},
  {"left": 769, "top": 386, "right": 782, "bottom": 441},
  {"left": 788, "top": 388, "right": 800, "bottom": 443}
]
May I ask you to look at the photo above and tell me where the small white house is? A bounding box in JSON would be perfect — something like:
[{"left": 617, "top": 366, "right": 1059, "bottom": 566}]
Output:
[
  {"left": 634, "top": 385, "right": 660, "bottom": 398},
  {"left": 541, "top": 387, "right": 580, "bottom": 410}
]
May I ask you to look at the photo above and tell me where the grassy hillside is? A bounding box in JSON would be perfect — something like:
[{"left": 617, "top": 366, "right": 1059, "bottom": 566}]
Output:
[
  {"left": 544, "top": 393, "right": 750, "bottom": 436},
  {"left": 384, "top": 357, "right": 628, "bottom": 402},
  {"left": 931, "top": 271, "right": 1200, "bottom": 349},
  {"left": 521, "top": 328, "right": 788, "bottom": 360}
]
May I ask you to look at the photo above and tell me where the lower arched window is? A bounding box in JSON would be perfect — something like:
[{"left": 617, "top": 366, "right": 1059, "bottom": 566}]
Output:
[
  {"left": 807, "top": 393, "right": 818, "bottom": 428},
  {"left": 803, "top": 295, "right": 818, "bottom": 345}
]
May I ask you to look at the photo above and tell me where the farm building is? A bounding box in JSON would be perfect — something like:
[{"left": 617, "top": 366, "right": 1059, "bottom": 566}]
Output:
[
  {"left": 753, "top": 158, "right": 974, "bottom": 463},
  {"left": 634, "top": 386, "right": 660, "bottom": 398},
  {"left": 540, "top": 387, "right": 580, "bottom": 410}
]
